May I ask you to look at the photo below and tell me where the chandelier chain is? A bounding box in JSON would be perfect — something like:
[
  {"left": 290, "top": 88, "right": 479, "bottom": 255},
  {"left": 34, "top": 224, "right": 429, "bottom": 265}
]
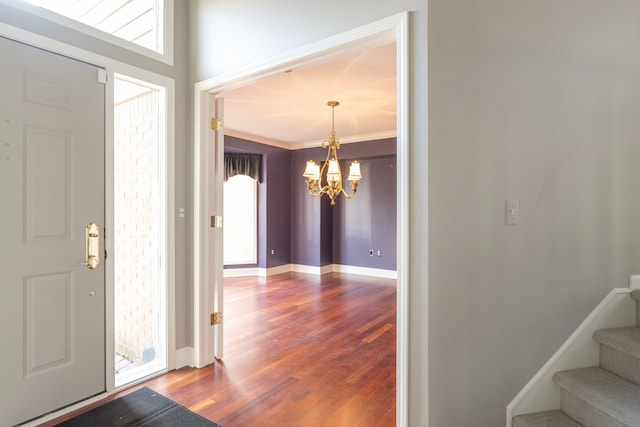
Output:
[{"left": 331, "top": 103, "right": 336, "bottom": 138}]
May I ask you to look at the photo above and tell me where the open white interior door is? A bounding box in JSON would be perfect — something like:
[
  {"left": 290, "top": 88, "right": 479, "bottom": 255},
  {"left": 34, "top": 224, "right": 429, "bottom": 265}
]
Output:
[{"left": 211, "top": 96, "right": 224, "bottom": 359}]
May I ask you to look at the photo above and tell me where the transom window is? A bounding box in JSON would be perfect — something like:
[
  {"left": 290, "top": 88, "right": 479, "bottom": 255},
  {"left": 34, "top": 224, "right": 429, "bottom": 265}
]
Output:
[{"left": 19, "top": 0, "right": 169, "bottom": 60}]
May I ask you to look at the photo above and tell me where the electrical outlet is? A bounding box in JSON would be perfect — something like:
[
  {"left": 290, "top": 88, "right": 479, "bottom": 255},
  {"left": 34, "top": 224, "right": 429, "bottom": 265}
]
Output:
[
  {"left": 369, "top": 249, "right": 374, "bottom": 256},
  {"left": 377, "top": 250, "right": 381, "bottom": 257}
]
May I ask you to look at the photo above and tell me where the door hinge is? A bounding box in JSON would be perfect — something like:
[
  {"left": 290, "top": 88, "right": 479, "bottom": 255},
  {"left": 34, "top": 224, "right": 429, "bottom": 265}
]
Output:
[
  {"left": 211, "top": 312, "right": 222, "bottom": 325},
  {"left": 211, "top": 215, "right": 223, "bottom": 228},
  {"left": 211, "top": 117, "right": 223, "bottom": 131}
]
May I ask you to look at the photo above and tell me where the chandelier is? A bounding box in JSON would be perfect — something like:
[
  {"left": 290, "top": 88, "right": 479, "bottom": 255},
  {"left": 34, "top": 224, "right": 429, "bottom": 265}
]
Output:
[{"left": 303, "top": 101, "right": 362, "bottom": 205}]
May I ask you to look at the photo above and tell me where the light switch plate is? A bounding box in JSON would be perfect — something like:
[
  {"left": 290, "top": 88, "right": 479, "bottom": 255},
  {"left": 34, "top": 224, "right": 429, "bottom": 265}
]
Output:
[{"left": 505, "top": 199, "right": 519, "bottom": 225}]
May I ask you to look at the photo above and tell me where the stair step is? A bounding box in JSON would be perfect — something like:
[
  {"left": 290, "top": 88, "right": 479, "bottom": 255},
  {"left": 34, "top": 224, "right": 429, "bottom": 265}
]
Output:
[
  {"left": 631, "top": 289, "right": 640, "bottom": 301},
  {"left": 553, "top": 366, "right": 640, "bottom": 427},
  {"left": 594, "top": 327, "right": 640, "bottom": 356},
  {"left": 593, "top": 326, "right": 640, "bottom": 386},
  {"left": 512, "top": 410, "right": 582, "bottom": 427}
]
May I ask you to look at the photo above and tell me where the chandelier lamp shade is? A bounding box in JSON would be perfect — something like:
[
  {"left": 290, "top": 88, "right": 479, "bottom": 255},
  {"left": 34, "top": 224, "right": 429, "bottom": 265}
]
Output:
[{"left": 303, "top": 101, "right": 362, "bottom": 205}]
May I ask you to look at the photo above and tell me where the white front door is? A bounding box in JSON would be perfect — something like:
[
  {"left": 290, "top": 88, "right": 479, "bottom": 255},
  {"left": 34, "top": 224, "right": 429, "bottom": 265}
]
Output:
[{"left": 0, "top": 36, "right": 105, "bottom": 425}]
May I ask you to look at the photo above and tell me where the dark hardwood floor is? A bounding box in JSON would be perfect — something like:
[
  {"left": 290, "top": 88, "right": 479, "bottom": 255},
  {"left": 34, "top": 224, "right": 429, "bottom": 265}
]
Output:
[{"left": 43, "top": 272, "right": 396, "bottom": 427}]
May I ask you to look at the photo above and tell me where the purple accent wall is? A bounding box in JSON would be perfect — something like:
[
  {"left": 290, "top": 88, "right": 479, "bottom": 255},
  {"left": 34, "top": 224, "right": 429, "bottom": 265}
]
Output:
[
  {"left": 291, "top": 148, "right": 321, "bottom": 266},
  {"left": 264, "top": 148, "right": 292, "bottom": 268},
  {"left": 333, "top": 156, "right": 397, "bottom": 270},
  {"left": 292, "top": 138, "right": 397, "bottom": 269},
  {"left": 224, "top": 136, "right": 291, "bottom": 269},
  {"left": 320, "top": 196, "right": 334, "bottom": 266},
  {"left": 225, "top": 136, "right": 397, "bottom": 270}
]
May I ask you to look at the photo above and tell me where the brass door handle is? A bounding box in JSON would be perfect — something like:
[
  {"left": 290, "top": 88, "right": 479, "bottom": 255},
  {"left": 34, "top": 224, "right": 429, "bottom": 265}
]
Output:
[{"left": 83, "top": 222, "right": 100, "bottom": 269}]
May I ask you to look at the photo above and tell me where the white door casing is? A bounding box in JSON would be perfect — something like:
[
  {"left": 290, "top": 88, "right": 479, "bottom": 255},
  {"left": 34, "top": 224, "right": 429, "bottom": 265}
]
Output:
[
  {"left": 0, "top": 36, "right": 105, "bottom": 425},
  {"left": 192, "top": 12, "right": 410, "bottom": 426},
  {"left": 213, "top": 97, "right": 225, "bottom": 359}
]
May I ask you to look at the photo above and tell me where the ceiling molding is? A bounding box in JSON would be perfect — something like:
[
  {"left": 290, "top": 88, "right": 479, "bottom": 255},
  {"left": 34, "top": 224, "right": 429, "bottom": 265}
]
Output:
[
  {"left": 225, "top": 129, "right": 294, "bottom": 150},
  {"left": 226, "top": 128, "right": 397, "bottom": 151}
]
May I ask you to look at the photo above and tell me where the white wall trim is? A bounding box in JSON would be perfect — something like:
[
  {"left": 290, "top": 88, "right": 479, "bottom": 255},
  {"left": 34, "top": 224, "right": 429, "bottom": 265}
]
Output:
[
  {"left": 224, "top": 264, "right": 397, "bottom": 279},
  {"left": 290, "top": 264, "right": 332, "bottom": 275},
  {"left": 224, "top": 267, "right": 261, "bottom": 277},
  {"left": 332, "top": 264, "right": 398, "bottom": 279},
  {"left": 195, "top": 15, "right": 399, "bottom": 94},
  {"left": 194, "top": 17, "right": 410, "bottom": 427},
  {"left": 395, "top": 12, "right": 411, "bottom": 427},
  {"left": 226, "top": 128, "right": 397, "bottom": 150},
  {"left": 175, "top": 346, "right": 195, "bottom": 369},
  {"left": 263, "top": 264, "right": 294, "bottom": 276}
]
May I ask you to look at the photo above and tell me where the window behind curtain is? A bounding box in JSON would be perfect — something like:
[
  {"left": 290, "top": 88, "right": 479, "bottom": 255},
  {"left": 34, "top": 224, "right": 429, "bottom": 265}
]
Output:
[{"left": 224, "top": 175, "right": 257, "bottom": 265}]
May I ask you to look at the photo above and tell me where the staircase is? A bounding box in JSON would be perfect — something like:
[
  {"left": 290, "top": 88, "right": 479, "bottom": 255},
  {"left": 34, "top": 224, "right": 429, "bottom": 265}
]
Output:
[{"left": 513, "top": 290, "right": 640, "bottom": 427}]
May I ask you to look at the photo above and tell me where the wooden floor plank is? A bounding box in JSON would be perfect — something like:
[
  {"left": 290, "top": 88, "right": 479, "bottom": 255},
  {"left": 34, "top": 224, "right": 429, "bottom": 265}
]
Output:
[{"left": 42, "top": 272, "right": 396, "bottom": 427}]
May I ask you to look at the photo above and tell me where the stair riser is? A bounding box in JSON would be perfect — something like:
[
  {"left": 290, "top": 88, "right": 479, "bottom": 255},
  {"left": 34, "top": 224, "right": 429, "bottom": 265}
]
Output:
[
  {"left": 512, "top": 410, "right": 583, "bottom": 427},
  {"left": 600, "top": 345, "right": 640, "bottom": 387},
  {"left": 560, "top": 390, "right": 626, "bottom": 427},
  {"left": 512, "top": 418, "right": 529, "bottom": 427}
]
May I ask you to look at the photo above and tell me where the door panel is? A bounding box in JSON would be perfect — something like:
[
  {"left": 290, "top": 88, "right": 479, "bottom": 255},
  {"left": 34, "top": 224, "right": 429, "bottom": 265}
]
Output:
[
  {"left": 0, "top": 36, "right": 105, "bottom": 426},
  {"left": 25, "top": 272, "right": 73, "bottom": 375},
  {"left": 25, "top": 127, "right": 71, "bottom": 239}
]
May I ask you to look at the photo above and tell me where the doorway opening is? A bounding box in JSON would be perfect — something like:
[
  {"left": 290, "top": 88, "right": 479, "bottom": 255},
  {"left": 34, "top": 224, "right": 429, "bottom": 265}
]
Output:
[
  {"left": 113, "top": 77, "right": 168, "bottom": 387},
  {"left": 193, "top": 12, "right": 409, "bottom": 426}
]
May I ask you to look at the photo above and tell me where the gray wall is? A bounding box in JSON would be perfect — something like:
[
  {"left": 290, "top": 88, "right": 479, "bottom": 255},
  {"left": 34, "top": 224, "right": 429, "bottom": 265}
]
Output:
[
  {"left": 0, "top": 1, "right": 192, "bottom": 351},
  {"left": 429, "top": 1, "right": 640, "bottom": 426},
  {"left": 193, "top": 1, "right": 640, "bottom": 426}
]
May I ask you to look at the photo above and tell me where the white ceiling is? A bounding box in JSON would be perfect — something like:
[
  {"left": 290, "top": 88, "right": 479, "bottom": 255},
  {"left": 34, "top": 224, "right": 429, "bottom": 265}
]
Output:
[{"left": 221, "top": 42, "right": 397, "bottom": 150}]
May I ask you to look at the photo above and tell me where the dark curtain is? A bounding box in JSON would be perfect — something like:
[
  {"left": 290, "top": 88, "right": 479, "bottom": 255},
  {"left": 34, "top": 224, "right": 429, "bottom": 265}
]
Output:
[{"left": 224, "top": 153, "right": 263, "bottom": 183}]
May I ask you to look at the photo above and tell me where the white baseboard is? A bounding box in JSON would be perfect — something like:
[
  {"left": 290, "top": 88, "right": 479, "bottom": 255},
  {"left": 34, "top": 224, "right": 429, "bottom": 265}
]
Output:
[
  {"left": 223, "top": 267, "right": 260, "bottom": 277},
  {"left": 174, "top": 346, "right": 194, "bottom": 369},
  {"left": 332, "top": 264, "right": 398, "bottom": 279},
  {"left": 224, "top": 264, "right": 397, "bottom": 278},
  {"left": 263, "top": 264, "right": 292, "bottom": 276},
  {"left": 290, "top": 264, "right": 332, "bottom": 275},
  {"left": 223, "top": 264, "right": 295, "bottom": 277}
]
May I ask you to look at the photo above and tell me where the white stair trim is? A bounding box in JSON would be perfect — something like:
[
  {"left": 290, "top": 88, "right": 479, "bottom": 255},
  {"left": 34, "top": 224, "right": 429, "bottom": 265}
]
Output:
[{"left": 506, "top": 287, "right": 635, "bottom": 427}]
